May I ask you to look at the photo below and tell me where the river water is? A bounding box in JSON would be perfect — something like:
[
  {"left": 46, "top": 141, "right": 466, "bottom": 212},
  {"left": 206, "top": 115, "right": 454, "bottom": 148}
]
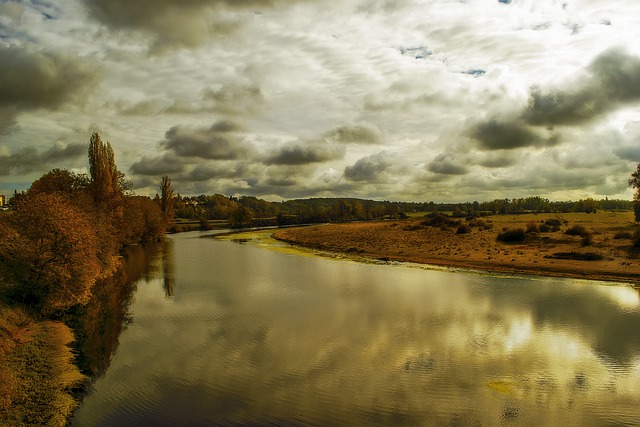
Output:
[{"left": 71, "top": 230, "right": 640, "bottom": 426}]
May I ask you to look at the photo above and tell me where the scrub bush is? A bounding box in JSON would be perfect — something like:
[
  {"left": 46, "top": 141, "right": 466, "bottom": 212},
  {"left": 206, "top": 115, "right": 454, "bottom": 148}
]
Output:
[{"left": 497, "top": 228, "right": 526, "bottom": 243}]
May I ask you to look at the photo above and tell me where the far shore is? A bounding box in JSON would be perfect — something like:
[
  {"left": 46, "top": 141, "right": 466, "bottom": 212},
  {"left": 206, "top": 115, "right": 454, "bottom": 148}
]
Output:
[{"left": 272, "top": 212, "right": 640, "bottom": 285}]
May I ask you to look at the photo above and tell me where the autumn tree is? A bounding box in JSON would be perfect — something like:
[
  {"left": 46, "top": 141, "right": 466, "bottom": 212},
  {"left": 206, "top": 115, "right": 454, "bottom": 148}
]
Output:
[
  {"left": 122, "top": 196, "right": 165, "bottom": 244},
  {"left": 88, "top": 132, "right": 121, "bottom": 203},
  {"left": 30, "top": 168, "right": 90, "bottom": 195},
  {"left": 630, "top": 163, "right": 640, "bottom": 222},
  {"left": 0, "top": 131, "right": 169, "bottom": 320},
  {"left": 229, "top": 205, "right": 254, "bottom": 228},
  {"left": 159, "top": 175, "right": 175, "bottom": 227},
  {"left": 0, "top": 193, "right": 101, "bottom": 315}
]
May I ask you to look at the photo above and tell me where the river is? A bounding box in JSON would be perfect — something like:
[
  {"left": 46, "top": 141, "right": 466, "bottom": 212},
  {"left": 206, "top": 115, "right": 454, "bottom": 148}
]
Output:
[{"left": 70, "top": 230, "right": 640, "bottom": 426}]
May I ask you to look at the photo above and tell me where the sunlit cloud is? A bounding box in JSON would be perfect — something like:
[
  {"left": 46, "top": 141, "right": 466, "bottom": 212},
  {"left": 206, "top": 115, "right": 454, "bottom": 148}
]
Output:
[{"left": 2, "top": 0, "right": 640, "bottom": 200}]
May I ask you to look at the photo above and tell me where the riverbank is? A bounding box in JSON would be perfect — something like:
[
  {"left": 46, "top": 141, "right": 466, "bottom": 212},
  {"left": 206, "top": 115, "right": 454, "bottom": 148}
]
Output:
[
  {"left": 273, "top": 212, "right": 640, "bottom": 284},
  {"left": 0, "top": 305, "right": 85, "bottom": 426}
]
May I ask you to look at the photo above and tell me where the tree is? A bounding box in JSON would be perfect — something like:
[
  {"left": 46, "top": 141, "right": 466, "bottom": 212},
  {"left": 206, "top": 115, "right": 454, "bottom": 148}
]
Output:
[
  {"left": 630, "top": 163, "right": 640, "bottom": 222},
  {"left": 29, "top": 168, "right": 89, "bottom": 195},
  {"left": 229, "top": 205, "right": 254, "bottom": 228},
  {"left": 136, "top": 196, "right": 165, "bottom": 242},
  {"left": 87, "top": 133, "right": 127, "bottom": 266},
  {"left": 582, "top": 197, "right": 597, "bottom": 214},
  {"left": 159, "top": 175, "right": 175, "bottom": 227},
  {"left": 0, "top": 193, "right": 101, "bottom": 315},
  {"left": 88, "top": 132, "right": 121, "bottom": 203}
]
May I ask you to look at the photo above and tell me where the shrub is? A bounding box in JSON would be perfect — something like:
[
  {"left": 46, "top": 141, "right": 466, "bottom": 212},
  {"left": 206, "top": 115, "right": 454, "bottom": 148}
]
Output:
[
  {"left": 421, "top": 213, "right": 460, "bottom": 229},
  {"left": 497, "top": 228, "right": 526, "bottom": 243},
  {"left": 525, "top": 221, "right": 539, "bottom": 234},
  {"left": 545, "top": 218, "right": 562, "bottom": 227},
  {"left": 403, "top": 224, "right": 423, "bottom": 231},
  {"left": 633, "top": 230, "right": 640, "bottom": 248},
  {"left": 614, "top": 231, "right": 633, "bottom": 240},
  {"left": 581, "top": 232, "right": 593, "bottom": 246},
  {"left": 566, "top": 225, "right": 588, "bottom": 236},
  {"left": 468, "top": 219, "right": 493, "bottom": 230},
  {"left": 539, "top": 223, "right": 551, "bottom": 233},
  {"left": 456, "top": 225, "right": 470, "bottom": 234},
  {"left": 545, "top": 252, "right": 604, "bottom": 261}
]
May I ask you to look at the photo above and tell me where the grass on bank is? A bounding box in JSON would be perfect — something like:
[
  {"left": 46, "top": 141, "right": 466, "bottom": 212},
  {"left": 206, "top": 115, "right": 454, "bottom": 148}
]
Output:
[{"left": 0, "top": 305, "right": 86, "bottom": 427}]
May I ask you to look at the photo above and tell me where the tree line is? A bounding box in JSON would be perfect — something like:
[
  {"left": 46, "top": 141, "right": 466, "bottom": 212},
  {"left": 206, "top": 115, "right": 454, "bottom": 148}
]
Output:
[
  {"left": 173, "top": 193, "right": 633, "bottom": 229},
  {"left": 0, "top": 133, "right": 173, "bottom": 316}
]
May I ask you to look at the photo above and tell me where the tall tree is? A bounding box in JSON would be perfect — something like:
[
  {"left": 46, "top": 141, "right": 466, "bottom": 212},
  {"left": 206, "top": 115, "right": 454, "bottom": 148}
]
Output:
[
  {"left": 629, "top": 163, "right": 640, "bottom": 222},
  {"left": 159, "top": 175, "right": 175, "bottom": 227},
  {"left": 88, "top": 132, "right": 120, "bottom": 203}
]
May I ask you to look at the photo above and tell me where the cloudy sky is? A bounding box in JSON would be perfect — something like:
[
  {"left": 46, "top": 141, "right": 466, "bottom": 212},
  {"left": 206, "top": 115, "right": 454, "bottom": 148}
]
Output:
[{"left": 2, "top": 0, "right": 640, "bottom": 202}]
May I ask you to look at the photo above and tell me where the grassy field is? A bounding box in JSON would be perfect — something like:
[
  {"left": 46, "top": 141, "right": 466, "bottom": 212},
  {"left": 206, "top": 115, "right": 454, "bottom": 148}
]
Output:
[{"left": 273, "top": 211, "right": 640, "bottom": 284}]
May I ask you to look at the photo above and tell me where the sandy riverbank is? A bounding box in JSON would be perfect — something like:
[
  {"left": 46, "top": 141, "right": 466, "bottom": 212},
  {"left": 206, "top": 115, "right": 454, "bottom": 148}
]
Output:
[{"left": 273, "top": 212, "right": 640, "bottom": 284}]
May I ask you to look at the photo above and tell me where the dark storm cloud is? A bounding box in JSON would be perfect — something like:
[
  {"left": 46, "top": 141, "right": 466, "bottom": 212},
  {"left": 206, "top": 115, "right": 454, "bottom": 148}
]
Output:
[
  {"left": 470, "top": 119, "right": 554, "bottom": 150},
  {"left": 344, "top": 153, "right": 389, "bottom": 182},
  {"left": 0, "top": 45, "right": 96, "bottom": 109},
  {"left": 0, "top": 44, "right": 97, "bottom": 133},
  {"left": 614, "top": 145, "right": 640, "bottom": 162},
  {"left": 0, "top": 143, "right": 85, "bottom": 176},
  {"left": 46, "top": 142, "right": 86, "bottom": 162},
  {"left": 470, "top": 49, "right": 640, "bottom": 150},
  {"left": 129, "top": 153, "right": 186, "bottom": 176},
  {"left": 427, "top": 153, "right": 468, "bottom": 175},
  {"left": 161, "top": 122, "right": 251, "bottom": 160},
  {"left": 185, "top": 162, "right": 249, "bottom": 182},
  {"left": 265, "top": 176, "right": 298, "bottom": 187},
  {"left": 0, "top": 109, "right": 18, "bottom": 135},
  {"left": 476, "top": 152, "right": 517, "bottom": 168},
  {"left": 523, "top": 86, "right": 606, "bottom": 126},
  {"left": 81, "top": 0, "right": 314, "bottom": 50},
  {"left": 264, "top": 142, "right": 345, "bottom": 165},
  {"left": 324, "top": 122, "right": 383, "bottom": 145},
  {"left": 185, "top": 165, "right": 224, "bottom": 182},
  {"left": 82, "top": 0, "right": 216, "bottom": 29}
]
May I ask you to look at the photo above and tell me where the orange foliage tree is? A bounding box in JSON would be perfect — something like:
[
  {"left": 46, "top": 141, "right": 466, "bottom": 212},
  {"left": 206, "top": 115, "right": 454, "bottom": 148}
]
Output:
[
  {"left": 88, "top": 132, "right": 121, "bottom": 204},
  {"left": 0, "top": 132, "right": 167, "bottom": 316},
  {"left": 0, "top": 193, "right": 101, "bottom": 315},
  {"left": 159, "top": 175, "right": 175, "bottom": 228}
]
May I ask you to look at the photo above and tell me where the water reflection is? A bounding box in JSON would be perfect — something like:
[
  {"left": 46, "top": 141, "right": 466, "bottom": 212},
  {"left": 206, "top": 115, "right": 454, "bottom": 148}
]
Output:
[
  {"left": 161, "top": 239, "right": 175, "bottom": 298},
  {"left": 65, "top": 242, "right": 163, "bottom": 378},
  {"left": 71, "top": 232, "right": 640, "bottom": 426}
]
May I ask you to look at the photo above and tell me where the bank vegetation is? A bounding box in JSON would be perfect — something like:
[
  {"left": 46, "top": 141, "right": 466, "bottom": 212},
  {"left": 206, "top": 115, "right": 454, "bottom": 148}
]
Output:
[{"left": 0, "top": 133, "right": 172, "bottom": 426}]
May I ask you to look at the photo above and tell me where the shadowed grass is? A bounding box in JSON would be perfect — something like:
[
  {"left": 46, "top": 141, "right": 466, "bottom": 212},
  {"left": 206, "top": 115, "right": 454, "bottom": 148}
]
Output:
[{"left": 0, "top": 305, "right": 86, "bottom": 426}]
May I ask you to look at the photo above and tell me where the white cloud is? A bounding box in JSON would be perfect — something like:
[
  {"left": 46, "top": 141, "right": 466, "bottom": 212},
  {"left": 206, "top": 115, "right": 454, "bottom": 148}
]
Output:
[{"left": 1, "top": 0, "right": 640, "bottom": 201}]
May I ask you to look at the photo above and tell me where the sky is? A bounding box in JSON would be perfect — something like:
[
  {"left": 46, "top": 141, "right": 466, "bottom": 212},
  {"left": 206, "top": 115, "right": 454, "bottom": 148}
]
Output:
[{"left": 2, "top": 0, "right": 640, "bottom": 202}]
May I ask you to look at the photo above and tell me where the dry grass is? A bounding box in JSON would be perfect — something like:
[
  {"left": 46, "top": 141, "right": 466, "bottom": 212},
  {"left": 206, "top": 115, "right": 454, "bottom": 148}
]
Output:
[
  {"left": 0, "top": 305, "right": 86, "bottom": 427},
  {"left": 274, "top": 211, "right": 640, "bottom": 284},
  {"left": 0, "top": 306, "right": 33, "bottom": 413},
  {"left": 40, "top": 321, "right": 87, "bottom": 427}
]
